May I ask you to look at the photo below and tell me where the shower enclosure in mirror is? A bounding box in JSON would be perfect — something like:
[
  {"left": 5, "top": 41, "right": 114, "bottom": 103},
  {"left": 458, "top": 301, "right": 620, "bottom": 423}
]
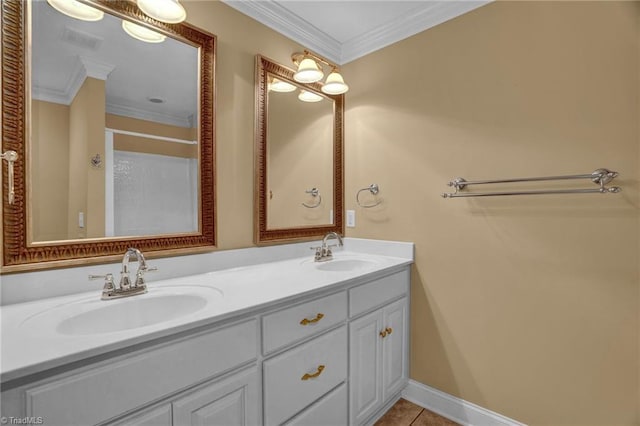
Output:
[
  {"left": 1, "top": 0, "right": 216, "bottom": 272},
  {"left": 254, "top": 55, "right": 344, "bottom": 244}
]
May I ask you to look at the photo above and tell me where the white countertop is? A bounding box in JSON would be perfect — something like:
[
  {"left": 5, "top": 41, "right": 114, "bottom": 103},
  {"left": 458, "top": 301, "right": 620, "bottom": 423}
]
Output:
[{"left": 1, "top": 246, "right": 412, "bottom": 383}]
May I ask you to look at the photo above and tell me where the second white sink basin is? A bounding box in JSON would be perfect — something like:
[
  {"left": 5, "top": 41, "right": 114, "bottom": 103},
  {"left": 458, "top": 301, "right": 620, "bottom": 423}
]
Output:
[{"left": 21, "top": 285, "right": 223, "bottom": 336}]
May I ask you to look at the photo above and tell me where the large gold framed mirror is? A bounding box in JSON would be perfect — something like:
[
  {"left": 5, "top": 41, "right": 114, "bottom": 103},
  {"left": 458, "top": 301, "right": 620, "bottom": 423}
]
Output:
[
  {"left": 254, "top": 55, "right": 343, "bottom": 244},
  {"left": 1, "top": 0, "right": 216, "bottom": 272}
]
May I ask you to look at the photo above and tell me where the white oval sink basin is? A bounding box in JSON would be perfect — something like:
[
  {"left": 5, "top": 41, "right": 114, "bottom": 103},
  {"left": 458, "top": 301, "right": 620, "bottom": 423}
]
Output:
[
  {"left": 315, "top": 258, "right": 378, "bottom": 272},
  {"left": 57, "top": 293, "right": 207, "bottom": 335},
  {"left": 20, "top": 285, "right": 223, "bottom": 336}
]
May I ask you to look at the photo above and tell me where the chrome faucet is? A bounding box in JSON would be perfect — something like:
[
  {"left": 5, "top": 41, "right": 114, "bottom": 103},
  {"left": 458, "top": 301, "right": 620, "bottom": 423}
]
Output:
[
  {"left": 312, "top": 232, "right": 344, "bottom": 262},
  {"left": 89, "top": 248, "right": 156, "bottom": 300}
]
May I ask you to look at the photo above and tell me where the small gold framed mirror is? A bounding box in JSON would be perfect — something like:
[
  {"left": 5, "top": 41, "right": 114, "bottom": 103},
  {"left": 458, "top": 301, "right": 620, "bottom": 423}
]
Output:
[{"left": 254, "top": 55, "right": 344, "bottom": 244}]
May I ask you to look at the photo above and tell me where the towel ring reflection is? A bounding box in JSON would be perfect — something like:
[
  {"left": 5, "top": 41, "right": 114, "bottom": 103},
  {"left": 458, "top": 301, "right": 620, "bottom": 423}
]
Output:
[
  {"left": 356, "top": 184, "right": 382, "bottom": 208},
  {"left": 302, "top": 187, "right": 322, "bottom": 208}
]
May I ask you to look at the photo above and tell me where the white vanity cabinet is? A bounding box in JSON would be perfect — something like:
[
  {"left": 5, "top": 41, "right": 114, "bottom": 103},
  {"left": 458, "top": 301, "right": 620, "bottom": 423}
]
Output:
[
  {"left": 171, "top": 367, "right": 260, "bottom": 426},
  {"left": 348, "top": 271, "right": 410, "bottom": 426},
  {"left": 106, "top": 367, "right": 260, "bottom": 426},
  {"left": 4, "top": 319, "right": 258, "bottom": 426},
  {"left": 1, "top": 263, "right": 412, "bottom": 426}
]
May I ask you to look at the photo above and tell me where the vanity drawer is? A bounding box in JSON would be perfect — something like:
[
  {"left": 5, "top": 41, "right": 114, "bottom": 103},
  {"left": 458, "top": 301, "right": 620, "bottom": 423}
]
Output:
[
  {"left": 262, "top": 291, "right": 347, "bottom": 354},
  {"left": 25, "top": 320, "right": 257, "bottom": 426},
  {"left": 349, "top": 269, "right": 409, "bottom": 318},
  {"left": 285, "top": 383, "right": 347, "bottom": 426},
  {"left": 263, "top": 326, "right": 347, "bottom": 425}
]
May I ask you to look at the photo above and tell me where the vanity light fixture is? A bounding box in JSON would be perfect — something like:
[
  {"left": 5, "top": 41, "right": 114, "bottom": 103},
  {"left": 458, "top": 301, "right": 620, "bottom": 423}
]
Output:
[
  {"left": 292, "top": 50, "right": 349, "bottom": 94},
  {"left": 298, "top": 90, "right": 323, "bottom": 103},
  {"left": 122, "top": 20, "right": 166, "bottom": 43},
  {"left": 137, "top": 0, "right": 187, "bottom": 24},
  {"left": 268, "top": 78, "right": 297, "bottom": 93},
  {"left": 46, "top": 0, "right": 104, "bottom": 21},
  {"left": 321, "top": 69, "right": 349, "bottom": 95}
]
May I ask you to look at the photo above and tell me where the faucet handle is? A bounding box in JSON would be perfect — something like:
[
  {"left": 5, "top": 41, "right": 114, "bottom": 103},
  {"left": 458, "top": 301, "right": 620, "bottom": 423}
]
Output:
[
  {"left": 134, "top": 266, "right": 157, "bottom": 288},
  {"left": 89, "top": 273, "right": 116, "bottom": 294}
]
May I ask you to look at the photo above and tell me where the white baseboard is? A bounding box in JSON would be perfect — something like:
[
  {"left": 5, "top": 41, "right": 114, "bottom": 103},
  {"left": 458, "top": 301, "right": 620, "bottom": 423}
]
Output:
[{"left": 402, "top": 380, "right": 527, "bottom": 426}]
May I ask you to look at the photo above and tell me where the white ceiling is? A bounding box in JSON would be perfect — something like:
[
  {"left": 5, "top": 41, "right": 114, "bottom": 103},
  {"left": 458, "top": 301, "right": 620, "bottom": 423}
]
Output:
[
  {"left": 32, "top": 0, "right": 198, "bottom": 128},
  {"left": 32, "top": 0, "right": 489, "bottom": 126},
  {"left": 222, "top": 0, "right": 490, "bottom": 65}
]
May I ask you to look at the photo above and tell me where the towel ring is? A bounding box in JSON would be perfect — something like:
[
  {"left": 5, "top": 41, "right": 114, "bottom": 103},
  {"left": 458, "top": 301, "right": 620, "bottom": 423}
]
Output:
[
  {"left": 302, "top": 188, "right": 322, "bottom": 208},
  {"left": 356, "top": 184, "right": 381, "bottom": 208}
]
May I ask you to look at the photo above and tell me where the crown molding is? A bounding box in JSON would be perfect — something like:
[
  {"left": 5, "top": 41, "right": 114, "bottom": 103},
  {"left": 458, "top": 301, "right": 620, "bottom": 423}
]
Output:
[
  {"left": 340, "top": 1, "right": 490, "bottom": 64},
  {"left": 106, "top": 103, "right": 193, "bottom": 128},
  {"left": 78, "top": 55, "right": 115, "bottom": 80},
  {"left": 32, "top": 55, "right": 115, "bottom": 105},
  {"left": 32, "top": 57, "right": 86, "bottom": 105},
  {"left": 221, "top": 0, "right": 342, "bottom": 63},
  {"left": 221, "top": 0, "right": 490, "bottom": 65}
]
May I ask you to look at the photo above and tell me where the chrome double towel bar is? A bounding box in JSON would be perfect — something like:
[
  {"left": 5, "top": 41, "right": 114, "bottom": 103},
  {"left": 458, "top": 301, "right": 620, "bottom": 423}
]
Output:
[{"left": 442, "top": 168, "right": 621, "bottom": 198}]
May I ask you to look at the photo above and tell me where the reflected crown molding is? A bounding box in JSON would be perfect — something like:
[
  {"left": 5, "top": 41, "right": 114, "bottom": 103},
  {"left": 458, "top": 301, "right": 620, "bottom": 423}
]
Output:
[
  {"left": 105, "top": 103, "right": 194, "bottom": 128},
  {"left": 32, "top": 55, "right": 114, "bottom": 105}
]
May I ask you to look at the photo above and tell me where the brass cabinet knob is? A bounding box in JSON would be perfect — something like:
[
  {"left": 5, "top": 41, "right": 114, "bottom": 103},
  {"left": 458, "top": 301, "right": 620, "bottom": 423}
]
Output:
[
  {"left": 380, "top": 327, "right": 393, "bottom": 338},
  {"left": 301, "top": 365, "right": 325, "bottom": 381},
  {"left": 300, "top": 313, "right": 324, "bottom": 325}
]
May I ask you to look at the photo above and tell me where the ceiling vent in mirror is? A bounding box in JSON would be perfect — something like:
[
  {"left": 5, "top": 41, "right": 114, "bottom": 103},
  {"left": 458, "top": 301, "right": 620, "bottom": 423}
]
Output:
[
  {"left": 61, "top": 26, "right": 103, "bottom": 50},
  {"left": 137, "top": 0, "right": 187, "bottom": 24},
  {"left": 46, "top": 0, "right": 104, "bottom": 21}
]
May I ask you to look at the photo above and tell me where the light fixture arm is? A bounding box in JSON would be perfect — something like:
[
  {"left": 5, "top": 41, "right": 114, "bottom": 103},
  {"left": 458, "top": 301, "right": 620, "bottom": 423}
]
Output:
[{"left": 291, "top": 50, "right": 339, "bottom": 71}]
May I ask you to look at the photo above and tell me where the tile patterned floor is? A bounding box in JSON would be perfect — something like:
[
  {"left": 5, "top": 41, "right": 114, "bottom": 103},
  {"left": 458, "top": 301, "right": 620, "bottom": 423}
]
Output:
[{"left": 374, "top": 398, "right": 460, "bottom": 426}]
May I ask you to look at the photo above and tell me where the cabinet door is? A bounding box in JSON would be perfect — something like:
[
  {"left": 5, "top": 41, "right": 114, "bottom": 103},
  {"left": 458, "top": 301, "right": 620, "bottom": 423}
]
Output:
[
  {"left": 382, "top": 297, "right": 408, "bottom": 401},
  {"left": 172, "top": 367, "right": 260, "bottom": 426},
  {"left": 349, "top": 309, "right": 383, "bottom": 426}
]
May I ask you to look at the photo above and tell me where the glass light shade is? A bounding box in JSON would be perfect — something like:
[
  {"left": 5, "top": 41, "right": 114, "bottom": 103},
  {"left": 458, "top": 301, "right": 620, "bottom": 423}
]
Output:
[
  {"left": 298, "top": 90, "right": 323, "bottom": 103},
  {"left": 46, "top": 0, "right": 104, "bottom": 21},
  {"left": 137, "top": 0, "right": 186, "bottom": 24},
  {"left": 269, "top": 78, "right": 297, "bottom": 93},
  {"left": 122, "top": 20, "right": 166, "bottom": 43},
  {"left": 294, "top": 58, "right": 324, "bottom": 83},
  {"left": 321, "top": 71, "right": 349, "bottom": 95}
]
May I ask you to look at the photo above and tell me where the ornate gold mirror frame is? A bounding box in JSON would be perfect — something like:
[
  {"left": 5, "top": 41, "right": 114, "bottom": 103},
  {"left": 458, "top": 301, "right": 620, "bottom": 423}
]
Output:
[
  {"left": 254, "top": 55, "right": 344, "bottom": 244},
  {"left": 1, "top": 0, "right": 216, "bottom": 273}
]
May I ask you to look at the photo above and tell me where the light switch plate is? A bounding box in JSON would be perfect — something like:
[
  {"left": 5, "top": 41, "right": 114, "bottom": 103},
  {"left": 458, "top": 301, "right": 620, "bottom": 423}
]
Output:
[{"left": 346, "top": 210, "right": 356, "bottom": 227}]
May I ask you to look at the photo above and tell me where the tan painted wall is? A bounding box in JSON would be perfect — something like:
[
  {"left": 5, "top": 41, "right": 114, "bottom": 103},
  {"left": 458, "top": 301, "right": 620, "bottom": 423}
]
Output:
[
  {"left": 267, "top": 89, "right": 334, "bottom": 229},
  {"left": 20, "top": 1, "right": 640, "bottom": 422},
  {"left": 342, "top": 1, "right": 639, "bottom": 424},
  {"left": 31, "top": 100, "right": 69, "bottom": 241},
  {"left": 67, "top": 77, "right": 105, "bottom": 239},
  {"left": 107, "top": 113, "right": 197, "bottom": 158},
  {"left": 182, "top": 0, "right": 303, "bottom": 248},
  {"left": 105, "top": 114, "right": 197, "bottom": 142}
]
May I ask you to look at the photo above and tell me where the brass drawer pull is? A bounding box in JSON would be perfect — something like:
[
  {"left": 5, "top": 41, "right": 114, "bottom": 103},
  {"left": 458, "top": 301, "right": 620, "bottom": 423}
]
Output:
[
  {"left": 300, "top": 313, "right": 324, "bottom": 325},
  {"left": 380, "top": 327, "right": 393, "bottom": 338},
  {"left": 301, "top": 365, "right": 325, "bottom": 381}
]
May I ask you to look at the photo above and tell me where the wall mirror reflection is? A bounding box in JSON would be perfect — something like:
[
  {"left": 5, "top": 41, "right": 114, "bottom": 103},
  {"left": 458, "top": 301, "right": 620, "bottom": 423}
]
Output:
[
  {"left": 255, "top": 55, "right": 343, "bottom": 244},
  {"left": 1, "top": 0, "right": 215, "bottom": 271},
  {"left": 31, "top": 1, "right": 198, "bottom": 241}
]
